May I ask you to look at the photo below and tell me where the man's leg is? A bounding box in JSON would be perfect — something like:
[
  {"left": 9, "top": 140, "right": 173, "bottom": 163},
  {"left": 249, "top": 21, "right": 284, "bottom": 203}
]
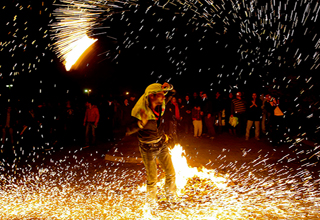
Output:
[
  {"left": 157, "top": 145, "right": 176, "bottom": 200},
  {"left": 193, "top": 121, "right": 197, "bottom": 137},
  {"left": 2, "top": 128, "right": 6, "bottom": 144},
  {"left": 245, "top": 120, "right": 253, "bottom": 140},
  {"left": 85, "top": 123, "right": 90, "bottom": 146},
  {"left": 261, "top": 113, "right": 266, "bottom": 134},
  {"left": 139, "top": 145, "right": 158, "bottom": 203},
  {"left": 218, "top": 111, "right": 222, "bottom": 134},
  {"left": 255, "top": 121, "right": 260, "bottom": 139},
  {"left": 91, "top": 123, "right": 96, "bottom": 145},
  {"left": 208, "top": 117, "right": 216, "bottom": 137},
  {"left": 9, "top": 127, "right": 14, "bottom": 145}
]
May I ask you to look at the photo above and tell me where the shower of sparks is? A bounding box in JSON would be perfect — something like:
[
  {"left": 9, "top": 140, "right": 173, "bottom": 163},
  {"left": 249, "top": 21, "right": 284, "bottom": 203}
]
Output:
[
  {"left": 1, "top": 144, "right": 320, "bottom": 219},
  {"left": 50, "top": 0, "right": 102, "bottom": 68},
  {"left": 50, "top": 0, "right": 137, "bottom": 68},
  {"left": 64, "top": 35, "right": 97, "bottom": 71}
]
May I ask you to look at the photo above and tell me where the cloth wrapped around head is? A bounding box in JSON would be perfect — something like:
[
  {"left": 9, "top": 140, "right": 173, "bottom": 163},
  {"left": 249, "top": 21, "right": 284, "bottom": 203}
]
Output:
[{"left": 131, "top": 83, "right": 172, "bottom": 120}]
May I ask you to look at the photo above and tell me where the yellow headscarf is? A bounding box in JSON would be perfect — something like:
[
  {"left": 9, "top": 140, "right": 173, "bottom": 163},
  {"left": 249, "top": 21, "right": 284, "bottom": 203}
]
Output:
[{"left": 131, "top": 83, "right": 167, "bottom": 120}]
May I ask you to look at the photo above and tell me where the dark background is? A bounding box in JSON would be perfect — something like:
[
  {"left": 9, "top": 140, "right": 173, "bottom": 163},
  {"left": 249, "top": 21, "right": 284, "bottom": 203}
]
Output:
[{"left": 1, "top": 0, "right": 319, "bottom": 140}]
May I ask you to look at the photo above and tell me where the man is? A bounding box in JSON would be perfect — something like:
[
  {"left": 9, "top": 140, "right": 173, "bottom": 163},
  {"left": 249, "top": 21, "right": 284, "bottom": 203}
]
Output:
[
  {"left": 126, "top": 82, "right": 177, "bottom": 207},
  {"left": 231, "top": 92, "right": 247, "bottom": 136},
  {"left": 83, "top": 100, "right": 100, "bottom": 147},
  {"left": 183, "top": 95, "right": 193, "bottom": 134},
  {"left": 120, "top": 98, "right": 132, "bottom": 127},
  {"left": 165, "top": 96, "right": 180, "bottom": 144},
  {"left": 261, "top": 94, "right": 273, "bottom": 134},
  {"left": 245, "top": 93, "right": 262, "bottom": 140},
  {"left": 1, "top": 105, "right": 17, "bottom": 147},
  {"left": 202, "top": 92, "right": 215, "bottom": 139},
  {"left": 224, "top": 92, "right": 234, "bottom": 135},
  {"left": 212, "top": 91, "right": 223, "bottom": 134}
]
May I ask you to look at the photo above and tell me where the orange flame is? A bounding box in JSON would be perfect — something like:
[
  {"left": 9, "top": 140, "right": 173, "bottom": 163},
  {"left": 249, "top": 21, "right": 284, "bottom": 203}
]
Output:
[{"left": 64, "top": 35, "right": 97, "bottom": 71}]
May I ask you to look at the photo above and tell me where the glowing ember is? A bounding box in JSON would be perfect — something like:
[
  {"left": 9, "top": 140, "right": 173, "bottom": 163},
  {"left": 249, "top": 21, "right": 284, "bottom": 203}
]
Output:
[
  {"left": 0, "top": 144, "right": 319, "bottom": 219},
  {"left": 63, "top": 35, "right": 97, "bottom": 71}
]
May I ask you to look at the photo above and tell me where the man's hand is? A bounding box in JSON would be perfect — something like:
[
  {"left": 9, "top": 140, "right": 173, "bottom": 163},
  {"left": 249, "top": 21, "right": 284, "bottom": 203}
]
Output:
[
  {"left": 140, "top": 109, "right": 148, "bottom": 126},
  {"left": 162, "top": 82, "right": 171, "bottom": 90}
]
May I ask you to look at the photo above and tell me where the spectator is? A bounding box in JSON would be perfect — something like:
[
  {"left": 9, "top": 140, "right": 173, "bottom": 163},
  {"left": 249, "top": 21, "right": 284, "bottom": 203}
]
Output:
[
  {"left": 192, "top": 106, "right": 203, "bottom": 138},
  {"left": 231, "top": 92, "right": 247, "bottom": 136},
  {"left": 113, "top": 98, "right": 122, "bottom": 131},
  {"left": 63, "top": 100, "right": 76, "bottom": 144},
  {"left": 183, "top": 95, "right": 193, "bottom": 135},
  {"left": 165, "top": 97, "right": 180, "bottom": 144},
  {"left": 268, "top": 95, "right": 285, "bottom": 147},
  {"left": 129, "top": 94, "right": 137, "bottom": 107},
  {"left": 51, "top": 102, "right": 64, "bottom": 146},
  {"left": 99, "top": 95, "right": 115, "bottom": 141},
  {"left": 83, "top": 100, "right": 100, "bottom": 147},
  {"left": 36, "top": 102, "right": 52, "bottom": 145},
  {"left": 261, "top": 94, "right": 273, "bottom": 134},
  {"left": 212, "top": 91, "right": 223, "bottom": 134},
  {"left": 179, "top": 95, "right": 193, "bottom": 135},
  {"left": 192, "top": 92, "right": 201, "bottom": 107},
  {"left": 245, "top": 93, "right": 262, "bottom": 140},
  {"left": 121, "top": 98, "right": 132, "bottom": 126},
  {"left": 224, "top": 92, "right": 234, "bottom": 135},
  {"left": 1, "top": 105, "right": 18, "bottom": 146},
  {"left": 20, "top": 105, "right": 41, "bottom": 153},
  {"left": 177, "top": 97, "right": 184, "bottom": 136},
  {"left": 202, "top": 92, "right": 215, "bottom": 139}
]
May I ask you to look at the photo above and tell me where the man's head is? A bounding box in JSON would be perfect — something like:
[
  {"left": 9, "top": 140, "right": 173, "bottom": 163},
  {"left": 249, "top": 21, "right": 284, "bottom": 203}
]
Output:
[
  {"left": 202, "top": 93, "right": 208, "bottom": 99},
  {"left": 236, "top": 92, "right": 242, "bottom": 100},
  {"left": 229, "top": 93, "right": 233, "bottom": 99},
  {"left": 148, "top": 91, "right": 165, "bottom": 106},
  {"left": 86, "top": 101, "right": 92, "bottom": 109},
  {"left": 144, "top": 82, "right": 172, "bottom": 106},
  {"left": 265, "top": 94, "right": 271, "bottom": 101},
  {"left": 185, "top": 95, "right": 189, "bottom": 101},
  {"left": 252, "top": 93, "right": 257, "bottom": 99},
  {"left": 130, "top": 96, "right": 135, "bottom": 102},
  {"left": 124, "top": 99, "right": 129, "bottom": 105}
]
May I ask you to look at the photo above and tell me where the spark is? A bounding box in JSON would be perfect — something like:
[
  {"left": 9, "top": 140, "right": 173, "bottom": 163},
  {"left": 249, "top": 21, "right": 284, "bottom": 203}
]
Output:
[{"left": 2, "top": 144, "right": 319, "bottom": 219}]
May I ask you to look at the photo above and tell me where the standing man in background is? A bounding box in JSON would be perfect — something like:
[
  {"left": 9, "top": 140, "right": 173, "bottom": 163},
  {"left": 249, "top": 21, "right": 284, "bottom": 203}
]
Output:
[
  {"left": 245, "top": 93, "right": 262, "bottom": 140},
  {"left": 231, "top": 92, "right": 247, "bottom": 137},
  {"left": 83, "top": 100, "right": 100, "bottom": 148}
]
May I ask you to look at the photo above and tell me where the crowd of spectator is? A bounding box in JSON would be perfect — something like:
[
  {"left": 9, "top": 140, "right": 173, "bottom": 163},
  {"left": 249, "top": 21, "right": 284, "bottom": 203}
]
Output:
[{"left": 1, "top": 87, "right": 319, "bottom": 159}]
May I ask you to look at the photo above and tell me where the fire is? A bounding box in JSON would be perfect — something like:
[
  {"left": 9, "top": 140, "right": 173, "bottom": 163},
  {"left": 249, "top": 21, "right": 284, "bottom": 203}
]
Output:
[
  {"left": 170, "top": 144, "right": 228, "bottom": 193},
  {"left": 63, "top": 35, "right": 97, "bottom": 71},
  {"left": 137, "top": 144, "right": 228, "bottom": 195}
]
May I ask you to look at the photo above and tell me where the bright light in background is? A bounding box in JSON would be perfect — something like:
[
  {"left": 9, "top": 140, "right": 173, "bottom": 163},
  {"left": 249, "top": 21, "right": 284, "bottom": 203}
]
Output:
[
  {"left": 84, "top": 89, "right": 92, "bottom": 96},
  {"left": 64, "top": 35, "right": 97, "bottom": 71}
]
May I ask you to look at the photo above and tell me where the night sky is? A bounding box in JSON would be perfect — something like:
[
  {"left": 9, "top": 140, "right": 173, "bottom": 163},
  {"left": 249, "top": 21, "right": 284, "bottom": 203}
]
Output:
[{"left": 1, "top": 0, "right": 320, "bottom": 140}]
